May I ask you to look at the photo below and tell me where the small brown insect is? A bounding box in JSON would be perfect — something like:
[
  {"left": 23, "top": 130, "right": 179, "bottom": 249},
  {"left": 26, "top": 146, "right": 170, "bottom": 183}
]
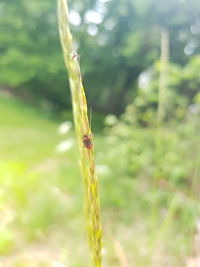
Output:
[{"left": 82, "top": 134, "right": 92, "bottom": 150}]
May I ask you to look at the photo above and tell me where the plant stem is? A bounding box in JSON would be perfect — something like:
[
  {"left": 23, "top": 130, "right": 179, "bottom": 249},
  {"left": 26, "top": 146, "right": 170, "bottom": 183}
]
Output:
[
  {"left": 151, "top": 27, "right": 170, "bottom": 230},
  {"left": 57, "top": 1, "right": 102, "bottom": 266}
]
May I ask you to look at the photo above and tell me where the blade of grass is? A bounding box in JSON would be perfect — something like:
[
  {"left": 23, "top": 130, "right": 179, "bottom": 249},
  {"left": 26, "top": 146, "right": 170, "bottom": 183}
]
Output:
[
  {"left": 57, "top": 1, "right": 102, "bottom": 266},
  {"left": 151, "top": 27, "right": 170, "bottom": 230}
]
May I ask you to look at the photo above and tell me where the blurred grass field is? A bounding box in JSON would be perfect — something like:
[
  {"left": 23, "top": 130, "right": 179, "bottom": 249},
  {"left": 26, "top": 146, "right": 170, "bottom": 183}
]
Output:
[
  {"left": 0, "top": 94, "right": 86, "bottom": 266},
  {"left": 0, "top": 94, "right": 200, "bottom": 267}
]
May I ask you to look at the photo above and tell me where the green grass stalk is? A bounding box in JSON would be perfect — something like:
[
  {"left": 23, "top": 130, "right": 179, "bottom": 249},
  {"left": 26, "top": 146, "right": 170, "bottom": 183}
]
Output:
[
  {"left": 150, "top": 28, "right": 182, "bottom": 256},
  {"left": 157, "top": 27, "right": 169, "bottom": 126},
  {"left": 57, "top": 1, "right": 102, "bottom": 266},
  {"left": 151, "top": 27, "right": 169, "bottom": 233}
]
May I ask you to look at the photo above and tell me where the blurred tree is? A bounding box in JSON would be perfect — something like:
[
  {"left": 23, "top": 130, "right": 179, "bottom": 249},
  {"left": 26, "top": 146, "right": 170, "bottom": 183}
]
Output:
[
  {"left": 97, "top": 0, "right": 199, "bottom": 113},
  {"left": 124, "top": 54, "right": 200, "bottom": 127},
  {"left": 0, "top": 0, "right": 68, "bottom": 109},
  {"left": 0, "top": 0, "right": 199, "bottom": 113}
]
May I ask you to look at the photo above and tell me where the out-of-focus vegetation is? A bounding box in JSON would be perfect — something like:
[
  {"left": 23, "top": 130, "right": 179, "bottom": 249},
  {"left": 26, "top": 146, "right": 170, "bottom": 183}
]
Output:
[
  {"left": 0, "top": 0, "right": 199, "bottom": 113},
  {"left": 0, "top": 93, "right": 199, "bottom": 266},
  {"left": 0, "top": 0, "right": 200, "bottom": 266}
]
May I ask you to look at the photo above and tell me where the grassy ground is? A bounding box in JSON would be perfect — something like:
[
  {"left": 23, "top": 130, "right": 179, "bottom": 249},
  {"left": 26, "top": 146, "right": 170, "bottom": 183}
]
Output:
[
  {"left": 0, "top": 94, "right": 199, "bottom": 266},
  {"left": 0, "top": 94, "right": 86, "bottom": 266}
]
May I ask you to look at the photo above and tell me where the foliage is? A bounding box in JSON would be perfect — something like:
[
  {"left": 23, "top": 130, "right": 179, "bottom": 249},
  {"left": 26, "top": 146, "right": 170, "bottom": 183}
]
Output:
[
  {"left": 124, "top": 54, "right": 200, "bottom": 126},
  {"left": 1, "top": 0, "right": 200, "bottom": 265},
  {"left": 0, "top": 0, "right": 68, "bottom": 108},
  {"left": 0, "top": 0, "right": 199, "bottom": 113},
  {"left": 101, "top": 54, "right": 200, "bottom": 264},
  {"left": 0, "top": 92, "right": 199, "bottom": 265}
]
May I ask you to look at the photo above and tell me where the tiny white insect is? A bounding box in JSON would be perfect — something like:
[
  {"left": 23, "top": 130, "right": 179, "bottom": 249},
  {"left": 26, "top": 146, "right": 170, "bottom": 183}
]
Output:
[{"left": 70, "top": 50, "right": 78, "bottom": 60}]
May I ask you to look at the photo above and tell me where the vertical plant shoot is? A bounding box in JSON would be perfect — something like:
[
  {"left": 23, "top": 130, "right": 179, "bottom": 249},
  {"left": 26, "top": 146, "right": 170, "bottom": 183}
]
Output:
[{"left": 57, "top": 0, "right": 102, "bottom": 266}]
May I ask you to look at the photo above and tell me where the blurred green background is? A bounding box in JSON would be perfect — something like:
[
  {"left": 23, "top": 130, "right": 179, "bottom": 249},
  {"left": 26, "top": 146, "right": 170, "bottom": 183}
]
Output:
[{"left": 0, "top": 0, "right": 200, "bottom": 266}]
